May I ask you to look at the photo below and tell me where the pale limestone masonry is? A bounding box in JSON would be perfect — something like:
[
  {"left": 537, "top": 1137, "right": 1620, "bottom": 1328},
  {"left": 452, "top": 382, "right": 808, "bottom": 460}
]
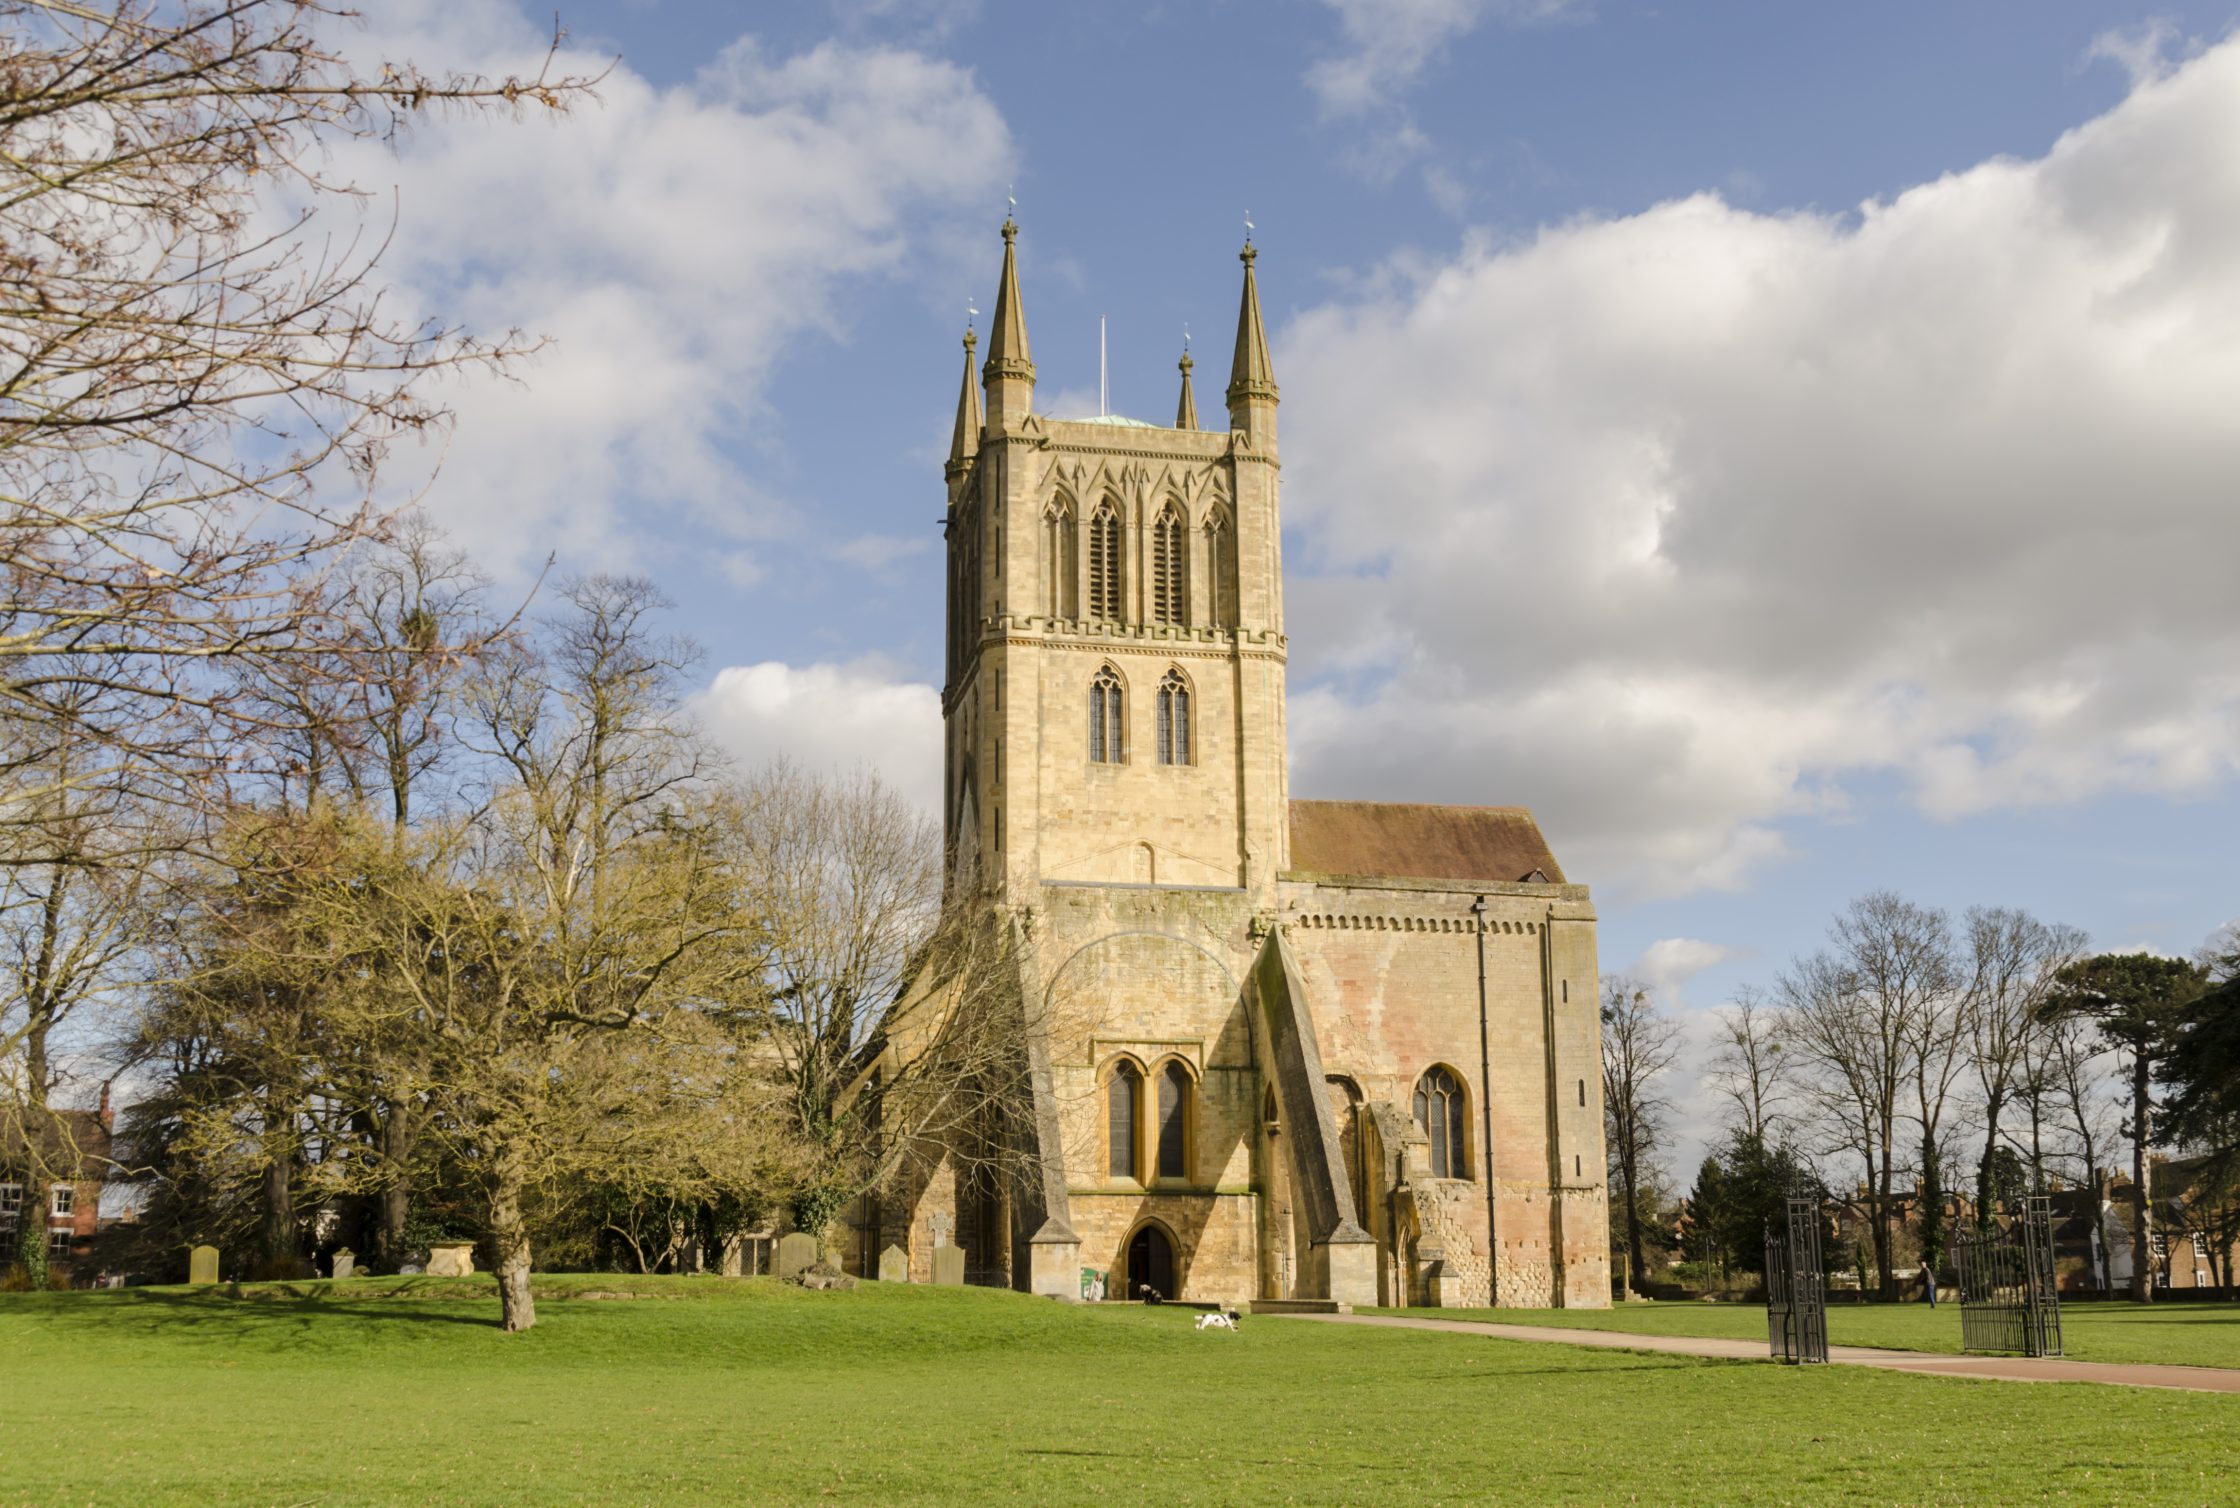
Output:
[{"left": 862, "top": 222, "right": 1609, "bottom": 1311}]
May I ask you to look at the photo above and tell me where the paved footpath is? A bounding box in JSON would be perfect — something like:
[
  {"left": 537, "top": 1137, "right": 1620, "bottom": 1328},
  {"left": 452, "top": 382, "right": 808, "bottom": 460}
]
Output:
[{"left": 1281, "top": 1313, "right": 2240, "bottom": 1394}]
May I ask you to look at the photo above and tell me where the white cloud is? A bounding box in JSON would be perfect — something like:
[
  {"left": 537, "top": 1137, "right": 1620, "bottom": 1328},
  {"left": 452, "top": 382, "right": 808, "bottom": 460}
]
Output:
[
  {"left": 693, "top": 659, "right": 941, "bottom": 813},
  {"left": 1629, "top": 938, "right": 1749, "bottom": 999},
  {"left": 1282, "top": 38, "right": 2240, "bottom": 897},
  {"left": 1305, "top": 0, "right": 1583, "bottom": 117},
  {"left": 324, "top": 1, "right": 1010, "bottom": 580},
  {"left": 2082, "top": 18, "right": 2190, "bottom": 86},
  {"left": 830, "top": 533, "right": 933, "bottom": 573}
]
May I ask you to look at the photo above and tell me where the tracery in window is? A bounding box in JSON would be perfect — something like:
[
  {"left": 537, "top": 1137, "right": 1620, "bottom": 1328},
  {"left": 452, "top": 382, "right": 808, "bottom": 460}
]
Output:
[
  {"left": 1152, "top": 502, "right": 1187, "bottom": 625},
  {"left": 1088, "top": 665, "right": 1125, "bottom": 764},
  {"left": 1156, "top": 668, "right": 1191, "bottom": 766},
  {"left": 1088, "top": 500, "right": 1123, "bottom": 620},
  {"left": 1413, "top": 1065, "right": 1469, "bottom": 1179}
]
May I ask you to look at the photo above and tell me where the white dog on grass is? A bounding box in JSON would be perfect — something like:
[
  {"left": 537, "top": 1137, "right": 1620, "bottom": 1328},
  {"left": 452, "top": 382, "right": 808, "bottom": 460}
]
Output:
[{"left": 1194, "top": 1310, "right": 1240, "bottom": 1332}]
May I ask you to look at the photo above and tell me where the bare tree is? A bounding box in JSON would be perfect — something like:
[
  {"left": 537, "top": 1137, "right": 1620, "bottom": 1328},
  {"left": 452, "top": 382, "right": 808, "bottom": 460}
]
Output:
[
  {"left": 0, "top": 1, "right": 594, "bottom": 825},
  {"left": 1601, "top": 977, "right": 1681, "bottom": 1296},
  {"left": 1963, "top": 909, "right": 2085, "bottom": 1216},
  {"left": 1707, "top": 985, "right": 1792, "bottom": 1142},
  {"left": 1783, "top": 893, "right": 1956, "bottom": 1298}
]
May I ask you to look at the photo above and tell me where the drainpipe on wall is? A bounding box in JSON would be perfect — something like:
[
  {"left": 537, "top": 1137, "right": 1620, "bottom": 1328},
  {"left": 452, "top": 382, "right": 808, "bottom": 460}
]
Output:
[{"left": 1473, "top": 894, "right": 1498, "bottom": 1308}]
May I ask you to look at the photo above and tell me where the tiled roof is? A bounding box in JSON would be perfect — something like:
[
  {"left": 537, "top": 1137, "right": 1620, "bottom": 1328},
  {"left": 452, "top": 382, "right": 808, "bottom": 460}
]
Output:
[{"left": 1287, "top": 800, "right": 1565, "bottom": 887}]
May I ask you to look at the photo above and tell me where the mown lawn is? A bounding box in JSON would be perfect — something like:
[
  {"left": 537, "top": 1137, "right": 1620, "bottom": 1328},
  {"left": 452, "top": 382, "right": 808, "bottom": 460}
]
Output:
[
  {"left": 1, "top": 1276, "right": 2235, "bottom": 1506},
  {"left": 1382, "top": 1297, "right": 2240, "bottom": 1369}
]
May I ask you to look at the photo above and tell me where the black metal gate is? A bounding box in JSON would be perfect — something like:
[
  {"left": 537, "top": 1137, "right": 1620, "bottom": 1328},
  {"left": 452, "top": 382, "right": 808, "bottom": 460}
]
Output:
[
  {"left": 1954, "top": 1196, "right": 2063, "bottom": 1357},
  {"left": 1764, "top": 1195, "right": 1828, "bottom": 1364}
]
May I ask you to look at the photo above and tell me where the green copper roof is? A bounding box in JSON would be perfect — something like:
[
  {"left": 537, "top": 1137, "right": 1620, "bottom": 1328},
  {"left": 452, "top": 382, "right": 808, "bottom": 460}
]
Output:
[{"left": 1066, "top": 413, "right": 1161, "bottom": 428}]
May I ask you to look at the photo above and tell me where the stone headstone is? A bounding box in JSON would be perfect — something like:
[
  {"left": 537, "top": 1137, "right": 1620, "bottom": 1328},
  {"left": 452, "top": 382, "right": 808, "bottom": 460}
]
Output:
[
  {"left": 931, "top": 1244, "right": 965, "bottom": 1287},
  {"left": 774, "top": 1232, "right": 819, "bottom": 1281},
  {"left": 877, "top": 1244, "right": 908, "bottom": 1283},
  {"left": 426, "top": 1243, "right": 475, "bottom": 1278},
  {"left": 330, "top": 1249, "right": 356, "bottom": 1280},
  {"left": 187, "top": 1245, "right": 219, "bottom": 1285}
]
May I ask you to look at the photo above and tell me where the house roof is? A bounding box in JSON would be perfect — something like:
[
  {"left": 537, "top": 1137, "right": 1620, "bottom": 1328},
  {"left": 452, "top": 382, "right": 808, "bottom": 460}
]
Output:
[
  {"left": 1, "top": 1107, "right": 112, "bottom": 1180},
  {"left": 1286, "top": 800, "right": 1565, "bottom": 887}
]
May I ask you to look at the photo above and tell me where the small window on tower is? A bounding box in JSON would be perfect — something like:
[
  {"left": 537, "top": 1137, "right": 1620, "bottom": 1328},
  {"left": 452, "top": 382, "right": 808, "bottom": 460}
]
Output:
[
  {"left": 1156, "top": 669, "right": 1192, "bottom": 766},
  {"left": 1088, "top": 502, "right": 1123, "bottom": 620},
  {"left": 1088, "top": 666, "right": 1125, "bottom": 764}
]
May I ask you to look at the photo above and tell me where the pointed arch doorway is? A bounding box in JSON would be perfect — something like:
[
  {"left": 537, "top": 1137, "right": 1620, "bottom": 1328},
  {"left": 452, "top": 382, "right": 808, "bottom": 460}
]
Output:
[{"left": 1126, "top": 1223, "right": 1176, "bottom": 1301}]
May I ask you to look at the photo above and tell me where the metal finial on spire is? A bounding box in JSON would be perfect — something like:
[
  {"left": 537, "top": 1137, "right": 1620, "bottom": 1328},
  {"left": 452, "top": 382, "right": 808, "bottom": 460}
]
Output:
[
  {"left": 1183, "top": 322, "right": 1191, "bottom": 353},
  {"left": 1243, "top": 211, "right": 1255, "bottom": 244},
  {"left": 967, "top": 302, "right": 979, "bottom": 332}
]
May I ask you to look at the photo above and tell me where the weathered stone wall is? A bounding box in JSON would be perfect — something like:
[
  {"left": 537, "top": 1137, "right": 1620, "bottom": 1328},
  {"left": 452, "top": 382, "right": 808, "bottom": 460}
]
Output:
[{"left": 1278, "top": 878, "right": 1612, "bottom": 1309}]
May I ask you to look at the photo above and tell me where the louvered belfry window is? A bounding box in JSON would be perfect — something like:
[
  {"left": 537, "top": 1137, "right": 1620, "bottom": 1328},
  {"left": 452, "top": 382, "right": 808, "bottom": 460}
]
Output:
[
  {"left": 1152, "top": 505, "right": 1185, "bottom": 625},
  {"left": 1414, "top": 1065, "right": 1468, "bottom": 1179},
  {"left": 1156, "top": 669, "right": 1190, "bottom": 766},
  {"left": 1088, "top": 502, "right": 1122, "bottom": 620},
  {"left": 1089, "top": 666, "right": 1124, "bottom": 764},
  {"left": 1156, "top": 1062, "right": 1190, "bottom": 1180},
  {"left": 1108, "top": 1061, "right": 1142, "bottom": 1179}
]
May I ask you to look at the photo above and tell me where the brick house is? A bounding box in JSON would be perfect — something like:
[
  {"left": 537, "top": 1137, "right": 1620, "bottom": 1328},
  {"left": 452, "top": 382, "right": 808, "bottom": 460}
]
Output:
[{"left": 0, "top": 1090, "right": 115, "bottom": 1284}]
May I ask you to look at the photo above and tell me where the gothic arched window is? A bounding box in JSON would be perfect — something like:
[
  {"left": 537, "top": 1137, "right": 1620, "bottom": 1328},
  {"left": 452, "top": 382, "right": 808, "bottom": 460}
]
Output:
[
  {"left": 1152, "top": 503, "right": 1186, "bottom": 626},
  {"left": 1203, "top": 511, "right": 1232, "bottom": 627},
  {"left": 1088, "top": 501, "right": 1123, "bottom": 620},
  {"left": 1088, "top": 665, "right": 1125, "bottom": 764},
  {"left": 1155, "top": 1061, "right": 1193, "bottom": 1181},
  {"left": 1156, "top": 668, "right": 1191, "bottom": 766},
  {"left": 1413, "top": 1065, "right": 1469, "bottom": 1179},
  {"left": 1041, "top": 497, "right": 1077, "bottom": 619},
  {"left": 1107, "top": 1059, "right": 1143, "bottom": 1180}
]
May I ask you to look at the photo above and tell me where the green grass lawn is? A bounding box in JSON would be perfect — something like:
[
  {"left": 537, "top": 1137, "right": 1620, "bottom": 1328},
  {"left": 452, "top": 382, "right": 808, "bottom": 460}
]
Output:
[
  {"left": 1380, "top": 1297, "right": 2240, "bottom": 1369},
  {"left": 1, "top": 1277, "right": 2234, "bottom": 1507}
]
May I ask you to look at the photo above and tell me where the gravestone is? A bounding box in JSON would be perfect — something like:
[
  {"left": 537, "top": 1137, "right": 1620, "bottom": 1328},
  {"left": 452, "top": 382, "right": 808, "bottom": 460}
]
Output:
[
  {"left": 774, "top": 1232, "right": 819, "bottom": 1281},
  {"left": 329, "top": 1249, "right": 356, "bottom": 1281},
  {"left": 187, "top": 1245, "right": 219, "bottom": 1285},
  {"left": 426, "top": 1243, "right": 475, "bottom": 1278},
  {"left": 718, "top": 1234, "right": 744, "bottom": 1278},
  {"left": 931, "top": 1244, "right": 965, "bottom": 1287},
  {"left": 877, "top": 1245, "right": 908, "bottom": 1283}
]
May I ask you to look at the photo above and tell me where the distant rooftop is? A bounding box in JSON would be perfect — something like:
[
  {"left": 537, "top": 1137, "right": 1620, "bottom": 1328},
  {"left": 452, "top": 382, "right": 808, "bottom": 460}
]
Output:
[{"left": 1062, "top": 413, "right": 1161, "bottom": 428}]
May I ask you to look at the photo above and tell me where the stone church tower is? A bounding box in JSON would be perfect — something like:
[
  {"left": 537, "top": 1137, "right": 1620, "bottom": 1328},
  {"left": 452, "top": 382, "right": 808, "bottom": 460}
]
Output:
[{"left": 884, "top": 220, "right": 1609, "bottom": 1311}]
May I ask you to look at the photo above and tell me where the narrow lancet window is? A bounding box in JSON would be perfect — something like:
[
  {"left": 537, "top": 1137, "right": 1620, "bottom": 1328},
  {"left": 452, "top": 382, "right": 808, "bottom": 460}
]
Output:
[
  {"left": 1152, "top": 504, "right": 1186, "bottom": 625},
  {"left": 1088, "top": 666, "right": 1125, "bottom": 764},
  {"left": 1156, "top": 669, "right": 1191, "bottom": 766},
  {"left": 1156, "top": 1062, "right": 1191, "bottom": 1180},
  {"left": 1088, "top": 501, "right": 1122, "bottom": 620},
  {"left": 1108, "top": 1060, "right": 1143, "bottom": 1179}
]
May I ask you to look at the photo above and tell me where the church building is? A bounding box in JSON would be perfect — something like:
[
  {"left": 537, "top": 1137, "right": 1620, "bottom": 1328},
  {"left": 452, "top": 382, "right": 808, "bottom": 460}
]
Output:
[{"left": 892, "top": 220, "right": 1608, "bottom": 1310}]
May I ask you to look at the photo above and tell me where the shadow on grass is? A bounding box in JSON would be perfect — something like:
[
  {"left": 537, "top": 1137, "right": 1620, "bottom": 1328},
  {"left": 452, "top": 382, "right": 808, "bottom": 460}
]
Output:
[{"left": 8, "top": 1282, "right": 505, "bottom": 1336}]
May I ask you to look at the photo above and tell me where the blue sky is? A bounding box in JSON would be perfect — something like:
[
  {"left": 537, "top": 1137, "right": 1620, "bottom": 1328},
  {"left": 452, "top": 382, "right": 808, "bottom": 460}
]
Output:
[{"left": 351, "top": 0, "right": 2239, "bottom": 1174}]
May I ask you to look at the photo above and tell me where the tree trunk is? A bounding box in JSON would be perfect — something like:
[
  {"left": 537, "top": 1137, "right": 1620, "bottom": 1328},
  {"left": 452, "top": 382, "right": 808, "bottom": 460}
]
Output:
[
  {"left": 262, "top": 1146, "right": 295, "bottom": 1272},
  {"left": 1976, "top": 1090, "right": 2005, "bottom": 1224},
  {"left": 374, "top": 1104, "right": 419, "bottom": 1271},
  {"left": 489, "top": 1153, "right": 537, "bottom": 1334},
  {"left": 2130, "top": 1050, "right": 2153, "bottom": 1305},
  {"left": 1874, "top": 1135, "right": 1896, "bottom": 1301}
]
